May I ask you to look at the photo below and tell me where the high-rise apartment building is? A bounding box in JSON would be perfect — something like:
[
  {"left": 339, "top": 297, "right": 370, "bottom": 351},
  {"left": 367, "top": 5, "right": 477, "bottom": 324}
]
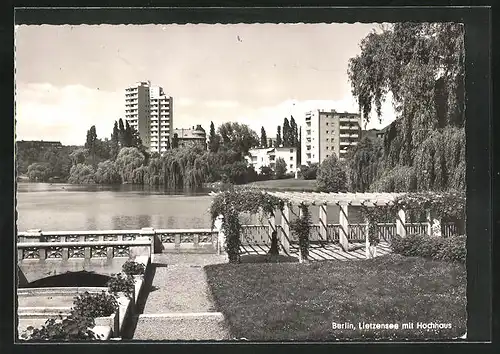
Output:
[
  {"left": 125, "top": 81, "right": 173, "bottom": 154},
  {"left": 301, "top": 109, "right": 361, "bottom": 165}
]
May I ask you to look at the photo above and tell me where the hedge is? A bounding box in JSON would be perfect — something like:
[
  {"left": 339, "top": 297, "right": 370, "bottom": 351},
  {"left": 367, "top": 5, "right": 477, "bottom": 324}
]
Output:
[{"left": 391, "top": 234, "right": 466, "bottom": 263}]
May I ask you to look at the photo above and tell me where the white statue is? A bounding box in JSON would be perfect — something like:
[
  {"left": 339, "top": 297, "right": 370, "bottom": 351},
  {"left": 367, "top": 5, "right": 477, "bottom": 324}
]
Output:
[{"left": 214, "top": 214, "right": 225, "bottom": 255}]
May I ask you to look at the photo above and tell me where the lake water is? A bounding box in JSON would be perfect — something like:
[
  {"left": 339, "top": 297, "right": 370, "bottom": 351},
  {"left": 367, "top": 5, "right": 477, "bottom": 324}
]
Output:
[{"left": 16, "top": 183, "right": 363, "bottom": 232}]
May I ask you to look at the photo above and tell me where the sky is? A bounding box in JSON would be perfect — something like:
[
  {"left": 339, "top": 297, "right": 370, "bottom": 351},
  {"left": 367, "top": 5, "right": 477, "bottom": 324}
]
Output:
[{"left": 15, "top": 24, "right": 396, "bottom": 146}]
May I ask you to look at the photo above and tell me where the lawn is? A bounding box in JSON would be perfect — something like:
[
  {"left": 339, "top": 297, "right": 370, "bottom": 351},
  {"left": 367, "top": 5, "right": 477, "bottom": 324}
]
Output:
[
  {"left": 204, "top": 254, "right": 466, "bottom": 341},
  {"left": 241, "top": 178, "right": 318, "bottom": 191}
]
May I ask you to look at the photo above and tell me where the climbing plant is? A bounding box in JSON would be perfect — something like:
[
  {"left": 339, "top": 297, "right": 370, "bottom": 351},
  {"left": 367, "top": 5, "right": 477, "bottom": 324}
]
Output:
[
  {"left": 360, "top": 204, "right": 398, "bottom": 245},
  {"left": 210, "top": 189, "right": 286, "bottom": 263},
  {"left": 289, "top": 203, "right": 311, "bottom": 262}
]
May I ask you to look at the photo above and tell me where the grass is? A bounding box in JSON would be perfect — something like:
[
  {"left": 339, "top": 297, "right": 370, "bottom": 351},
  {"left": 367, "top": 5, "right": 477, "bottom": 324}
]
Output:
[
  {"left": 204, "top": 254, "right": 466, "bottom": 341},
  {"left": 241, "top": 178, "right": 318, "bottom": 192}
]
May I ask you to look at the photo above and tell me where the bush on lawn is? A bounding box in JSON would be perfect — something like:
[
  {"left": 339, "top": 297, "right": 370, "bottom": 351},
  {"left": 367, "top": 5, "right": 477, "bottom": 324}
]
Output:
[{"left": 391, "top": 234, "right": 466, "bottom": 263}]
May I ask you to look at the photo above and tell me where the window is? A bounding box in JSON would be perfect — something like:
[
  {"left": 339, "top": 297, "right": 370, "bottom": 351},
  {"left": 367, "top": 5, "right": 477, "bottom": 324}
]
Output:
[
  {"left": 290, "top": 164, "right": 293, "bottom": 169},
  {"left": 325, "top": 138, "right": 329, "bottom": 142},
  {"left": 290, "top": 149, "right": 293, "bottom": 153},
  {"left": 326, "top": 155, "right": 329, "bottom": 157},
  {"left": 326, "top": 130, "right": 329, "bottom": 134},
  {"left": 326, "top": 122, "right": 329, "bottom": 126},
  {"left": 326, "top": 146, "right": 329, "bottom": 150},
  {"left": 290, "top": 156, "right": 293, "bottom": 160}
]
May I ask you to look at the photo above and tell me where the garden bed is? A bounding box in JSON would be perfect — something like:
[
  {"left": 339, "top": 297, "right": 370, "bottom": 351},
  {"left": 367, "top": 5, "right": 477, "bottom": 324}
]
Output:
[{"left": 204, "top": 254, "right": 466, "bottom": 341}]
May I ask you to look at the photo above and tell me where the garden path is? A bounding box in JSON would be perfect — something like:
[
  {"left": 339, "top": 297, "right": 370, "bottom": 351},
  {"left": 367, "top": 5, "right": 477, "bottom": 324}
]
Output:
[{"left": 132, "top": 253, "right": 231, "bottom": 341}]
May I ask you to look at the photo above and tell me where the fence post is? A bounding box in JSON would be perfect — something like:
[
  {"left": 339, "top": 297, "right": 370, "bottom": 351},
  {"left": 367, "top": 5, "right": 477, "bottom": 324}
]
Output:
[
  {"left": 396, "top": 208, "right": 406, "bottom": 237},
  {"left": 280, "top": 204, "right": 291, "bottom": 253},
  {"left": 319, "top": 204, "right": 328, "bottom": 242},
  {"left": 338, "top": 204, "right": 349, "bottom": 251}
]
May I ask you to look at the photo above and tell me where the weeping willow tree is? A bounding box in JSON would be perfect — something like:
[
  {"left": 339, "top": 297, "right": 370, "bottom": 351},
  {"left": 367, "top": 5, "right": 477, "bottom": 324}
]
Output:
[
  {"left": 160, "top": 146, "right": 210, "bottom": 189},
  {"left": 346, "top": 136, "right": 384, "bottom": 192},
  {"left": 348, "top": 23, "right": 465, "bottom": 192},
  {"left": 114, "top": 147, "right": 145, "bottom": 184}
]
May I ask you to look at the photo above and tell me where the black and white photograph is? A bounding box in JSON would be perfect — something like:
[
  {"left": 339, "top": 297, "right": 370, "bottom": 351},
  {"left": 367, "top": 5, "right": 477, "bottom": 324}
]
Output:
[{"left": 13, "top": 8, "right": 481, "bottom": 343}]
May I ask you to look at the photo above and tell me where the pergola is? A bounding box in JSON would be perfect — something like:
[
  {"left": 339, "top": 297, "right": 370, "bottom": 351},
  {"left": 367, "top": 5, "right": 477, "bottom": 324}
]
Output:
[{"left": 265, "top": 192, "right": 410, "bottom": 255}]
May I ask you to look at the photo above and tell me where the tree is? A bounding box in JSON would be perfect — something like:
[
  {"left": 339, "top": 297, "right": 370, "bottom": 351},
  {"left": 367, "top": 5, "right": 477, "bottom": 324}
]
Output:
[
  {"left": 94, "top": 160, "right": 121, "bottom": 184},
  {"left": 67, "top": 163, "right": 95, "bottom": 184},
  {"left": 171, "top": 133, "right": 179, "bottom": 149},
  {"left": 283, "top": 118, "right": 295, "bottom": 147},
  {"left": 124, "top": 121, "right": 134, "bottom": 147},
  {"left": 348, "top": 23, "right": 465, "bottom": 192},
  {"left": 114, "top": 147, "right": 145, "bottom": 184},
  {"left": 282, "top": 118, "right": 291, "bottom": 147},
  {"left": 208, "top": 121, "right": 220, "bottom": 153},
  {"left": 274, "top": 157, "right": 287, "bottom": 179},
  {"left": 259, "top": 165, "right": 274, "bottom": 180},
  {"left": 217, "top": 122, "right": 259, "bottom": 156},
  {"left": 268, "top": 138, "right": 273, "bottom": 148},
  {"left": 290, "top": 116, "right": 299, "bottom": 147},
  {"left": 69, "top": 148, "right": 89, "bottom": 166},
  {"left": 260, "top": 126, "right": 268, "bottom": 148},
  {"left": 276, "top": 126, "right": 282, "bottom": 147},
  {"left": 346, "top": 136, "right": 384, "bottom": 192},
  {"left": 85, "top": 126, "right": 98, "bottom": 165},
  {"left": 118, "top": 119, "right": 126, "bottom": 147},
  {"left": 27, "top": 163, "right": 51, "bottom": 182},
  {"left": 316, "top": 155, "right": 347, "bottom": 192}
]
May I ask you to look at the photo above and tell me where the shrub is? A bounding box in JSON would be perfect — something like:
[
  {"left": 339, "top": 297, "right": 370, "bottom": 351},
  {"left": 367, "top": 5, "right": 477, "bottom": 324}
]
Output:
[
  {"left": 316, "top": 155, "right": 347, "bottom": 192},
  {"left": 298, "top": 163, "right": 318, "bottom": 180},
  {"left": 436, "top": 235, "right": 466, "bottom": 263},
  {"left": 122, "top": 260, "right": 145, "bottom": 276},
  {"left": 72, "top": 291, "right": 118, "bottom": 319},
  {"left": 107, "top": 273, "right": 135, "bottom": 297},
  {"left": 391, "top": 234, "right": 465, "bottom": 263},
  {"left": 274, "top": 157, "right": 287, "bottom": 179}
]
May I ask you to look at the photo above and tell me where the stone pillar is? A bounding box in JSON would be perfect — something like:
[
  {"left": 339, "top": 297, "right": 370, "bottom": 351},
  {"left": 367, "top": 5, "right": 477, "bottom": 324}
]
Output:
[
  {"left": 319, "top": 204, "right": 328, "bottom": 242},
  {"left": 429, "top": 210, "right": 442, "bottom": 237},
  {"left": 426, "top": 210, "right": 432, "bottom": 237},
  {"left": 396, "top": 209, "right": 407, "bottom": 237},
  {"left": 140, "top": 227, "right": 156, "bottom": 255},
  {"left": 338, "top": 204, "right": 349, "bottom": 251},
  {"left": 280, "top": 204, "right": 291, "bottom": 253}
]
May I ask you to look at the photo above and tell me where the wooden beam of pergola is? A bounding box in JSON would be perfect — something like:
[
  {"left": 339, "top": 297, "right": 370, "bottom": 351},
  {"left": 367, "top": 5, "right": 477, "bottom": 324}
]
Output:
[
  {"left": 209, "top": 190, "right": 406, "bottom": 207},
  {"left": 266, "top": 191, "right": 406, "bottom": 207}
]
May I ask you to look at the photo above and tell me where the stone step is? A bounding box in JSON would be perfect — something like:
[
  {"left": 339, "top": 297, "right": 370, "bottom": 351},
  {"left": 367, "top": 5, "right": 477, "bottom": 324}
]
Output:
[{"left": 133, "top": 313, "right": 229, "bottom": 340}]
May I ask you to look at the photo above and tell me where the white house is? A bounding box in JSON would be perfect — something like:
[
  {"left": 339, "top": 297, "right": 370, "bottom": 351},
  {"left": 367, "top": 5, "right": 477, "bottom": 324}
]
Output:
[{"left": 246, "top": 147, "right": 298, "bottom": 174}]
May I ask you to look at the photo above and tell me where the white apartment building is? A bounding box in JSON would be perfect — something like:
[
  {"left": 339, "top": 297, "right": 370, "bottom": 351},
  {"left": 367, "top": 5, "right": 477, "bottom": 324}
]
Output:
[
  {"left": 125, "top": 81, "right": 174, "bottom": 154},
  {"left": 301, "top": 109, "right": 361, "bottom": 165},
  {"left": 246, "top": 147, "right": 298, "bottom": 174}
]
